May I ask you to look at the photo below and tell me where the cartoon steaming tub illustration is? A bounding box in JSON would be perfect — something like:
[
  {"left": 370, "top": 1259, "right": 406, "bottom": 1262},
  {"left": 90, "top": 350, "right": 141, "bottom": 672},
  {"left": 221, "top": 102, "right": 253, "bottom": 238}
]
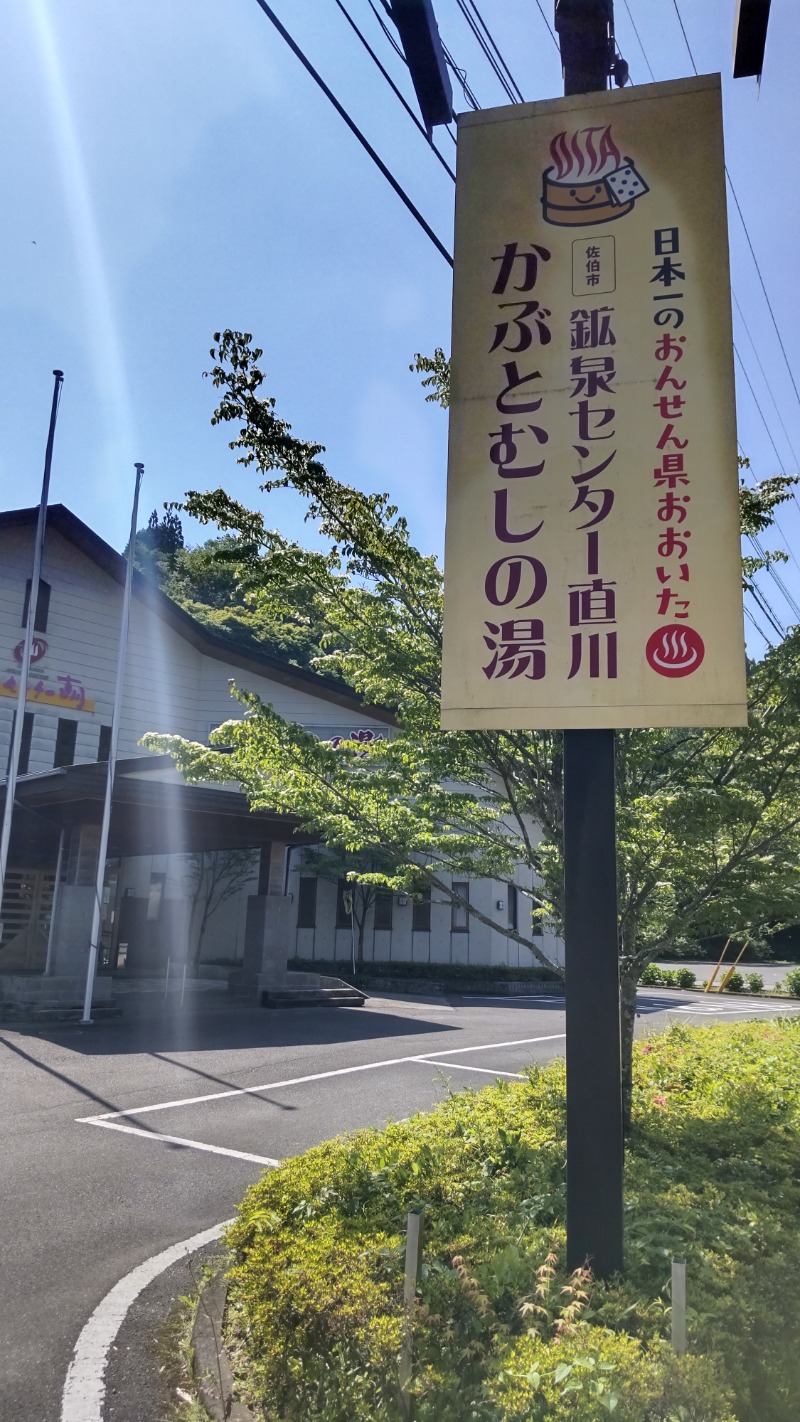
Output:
[{"left": 542, "top": 124, "right": 649, "bottom": 226}]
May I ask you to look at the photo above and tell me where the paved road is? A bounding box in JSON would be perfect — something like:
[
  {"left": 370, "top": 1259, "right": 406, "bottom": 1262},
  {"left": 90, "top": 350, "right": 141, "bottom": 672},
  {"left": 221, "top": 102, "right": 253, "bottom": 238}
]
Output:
[{"left": 2, "top": 984, "right": 798, "bottom": 1422}]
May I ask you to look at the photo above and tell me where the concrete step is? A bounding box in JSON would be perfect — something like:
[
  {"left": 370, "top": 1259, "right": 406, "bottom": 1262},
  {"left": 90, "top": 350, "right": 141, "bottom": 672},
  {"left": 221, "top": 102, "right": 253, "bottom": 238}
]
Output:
[{"left": 260, "top": 986, "right": 366, "bottom": 1009}]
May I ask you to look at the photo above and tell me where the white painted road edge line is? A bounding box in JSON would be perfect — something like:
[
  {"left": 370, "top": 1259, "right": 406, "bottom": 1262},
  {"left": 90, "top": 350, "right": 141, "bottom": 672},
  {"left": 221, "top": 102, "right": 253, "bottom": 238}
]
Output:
[
  {"left": 61, "top": 1219, "right": 233, "bottom": 1422},
  {"left": 80, "top": 1117, "right": 280, "bottom": 1166},
  {"left": 75, "top": 1033, "right": 567, "bottom": 1125},
  {"left": 417, "top": 1059, "right": 525, "bottom": 1079}
]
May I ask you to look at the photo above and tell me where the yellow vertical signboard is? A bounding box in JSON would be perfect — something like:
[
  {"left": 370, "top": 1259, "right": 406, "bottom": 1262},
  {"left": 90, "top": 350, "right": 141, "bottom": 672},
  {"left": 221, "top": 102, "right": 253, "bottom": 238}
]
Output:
[{"left": 441, "top": 76, "right": 747, "bottom": 731}]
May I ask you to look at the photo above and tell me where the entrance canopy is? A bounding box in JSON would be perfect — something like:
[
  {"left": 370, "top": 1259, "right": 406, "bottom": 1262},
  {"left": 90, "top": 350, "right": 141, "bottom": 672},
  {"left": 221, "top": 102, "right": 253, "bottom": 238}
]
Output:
[{"left": 3, "top": 754, "right": 315, "bottom": 865}]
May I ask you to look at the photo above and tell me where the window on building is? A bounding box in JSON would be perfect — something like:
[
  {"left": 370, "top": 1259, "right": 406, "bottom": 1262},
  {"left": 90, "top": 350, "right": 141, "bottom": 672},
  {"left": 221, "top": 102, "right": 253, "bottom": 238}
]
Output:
[
  {"left": 412, "top": 887, "right": 431, "bottom": 933},
  {"left": 53, "top": 718, "right": 77, "bottom": 768},
  {"left": 531, "top": 901, "right": 545, "bottom": 937},
  {"left": 146, "top": 872, "right": 166, "bottom": 922},
  {"left": 6, "top": 711, "right": 34, "bottom": 776},
  {"left": 18, "top": 713, "right": 34, "bottom": 776},
  {"left": 336, "top": 877, "right": 353, "bottom": 929},
  {"left": 374, "top": 890, "right": 393, "bottom": 931},
  {"left": 98, "top": 724, "right": 112, "bottom": 762},
  {"left": 508, "top": 884, "right": 518, "bottom": 932},
  {"left": 451, "top": 881, "right": 469, "bottom": 932},
  {"left": 297, "top": 876, "right": 317, "bottom": 929},
  {"left": 22, "top": 578, "right": 51, "bottom": 633}
]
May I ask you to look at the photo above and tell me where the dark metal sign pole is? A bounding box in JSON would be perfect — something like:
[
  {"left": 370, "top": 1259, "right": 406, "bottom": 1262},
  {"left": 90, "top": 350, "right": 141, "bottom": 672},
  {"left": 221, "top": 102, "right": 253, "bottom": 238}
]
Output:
[{"left": 557, "top": 0, "right": 625, "bottom": 1278}]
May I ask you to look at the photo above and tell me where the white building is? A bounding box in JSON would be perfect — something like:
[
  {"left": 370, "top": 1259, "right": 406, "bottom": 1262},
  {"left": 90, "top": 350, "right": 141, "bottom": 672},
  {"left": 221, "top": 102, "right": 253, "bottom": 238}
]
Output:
[{"left": 0, "top": 505, "right": 560, "bottom": 1003}]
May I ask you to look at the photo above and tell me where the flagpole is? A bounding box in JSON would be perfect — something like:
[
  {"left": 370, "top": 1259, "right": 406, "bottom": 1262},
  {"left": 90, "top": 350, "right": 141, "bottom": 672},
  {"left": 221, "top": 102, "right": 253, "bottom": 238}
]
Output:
[
  {"left": 0, "top": 370, "right": 64, "bottom": 938},
  {"left": 81, "top": 463, "right": 143, "bottom": 1023}
]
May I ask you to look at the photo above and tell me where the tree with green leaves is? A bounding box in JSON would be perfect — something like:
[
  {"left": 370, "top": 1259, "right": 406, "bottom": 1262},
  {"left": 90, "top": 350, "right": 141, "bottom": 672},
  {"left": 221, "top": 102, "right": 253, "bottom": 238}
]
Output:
[
  {"left": 184, "top": 847, "right": 258, "bottom": 967},
  {"left": 144, "top": 330, "right": 800, "bottom": 1125}
]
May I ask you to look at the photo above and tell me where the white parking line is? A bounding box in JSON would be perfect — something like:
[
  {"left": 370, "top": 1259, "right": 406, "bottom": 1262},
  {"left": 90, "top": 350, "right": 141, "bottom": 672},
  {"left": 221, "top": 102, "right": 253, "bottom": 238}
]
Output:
[
  {"left": 417, "top": 1059, "right": 524, "bottom": 1079},
  {"left": 61, "top": 1219, "right": 232, "bottom": 1422},
  {"left": 80, "top": 1117, "right": 280, "bottom": 1166},
  {"left": 76, "top": 1033, "right": 567, "bottom": 1125}
]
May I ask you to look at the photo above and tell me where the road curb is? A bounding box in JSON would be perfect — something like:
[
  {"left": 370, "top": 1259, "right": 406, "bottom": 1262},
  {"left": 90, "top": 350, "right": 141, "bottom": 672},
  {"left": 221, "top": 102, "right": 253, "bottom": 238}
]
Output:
[
  {"left": 60, "top": 1221, "right": 232, "bottom": 1422},
  {"left": 192, "top": 1270, "right": 256, "bottom": 1422}
]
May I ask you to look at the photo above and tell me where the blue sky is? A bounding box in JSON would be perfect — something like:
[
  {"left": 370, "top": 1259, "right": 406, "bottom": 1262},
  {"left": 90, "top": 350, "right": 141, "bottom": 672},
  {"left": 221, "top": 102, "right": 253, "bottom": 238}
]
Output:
[{"left": 2, "top": 0, "right": 800, "bottom": 652}]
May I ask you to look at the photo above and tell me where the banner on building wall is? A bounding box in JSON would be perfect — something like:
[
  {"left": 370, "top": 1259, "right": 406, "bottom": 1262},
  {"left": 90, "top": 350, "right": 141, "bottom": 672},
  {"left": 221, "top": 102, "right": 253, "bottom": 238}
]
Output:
[{"left": 441, "top": 75, "right": 747, "bottom": 730}]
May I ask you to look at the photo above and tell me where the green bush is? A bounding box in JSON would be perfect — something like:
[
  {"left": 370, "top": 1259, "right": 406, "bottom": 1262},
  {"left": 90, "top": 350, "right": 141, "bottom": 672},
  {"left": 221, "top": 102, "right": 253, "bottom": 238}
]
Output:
[
  {"left": 224, "top": 1021, "right": 800, "bottom": 1421},
  {"left": 724, "top": 970, "right": 744, "bottom": 992},
  {"left": 639, "top": 964, "right": 696, "bottom": 989},
  {"left": 487, "top": 1324, "right": 735, "bottom": 1421},
  {"left": 784, "top": 967, "right": 800, "bottom": 996},
  {"left": 746, "top": 972, "right": 765, "bottom": 994},
  {"left": 289, "top": 957, "right": 561, "bottom": 984}
]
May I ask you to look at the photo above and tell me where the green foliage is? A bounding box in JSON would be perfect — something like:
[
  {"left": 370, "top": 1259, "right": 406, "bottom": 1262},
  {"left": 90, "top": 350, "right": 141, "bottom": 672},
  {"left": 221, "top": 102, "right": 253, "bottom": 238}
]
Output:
[
  {"left": 410, "top": 348, "right": 450, "bottom": 407},
  {"left": 288, "top": 957, "right": 560, "bottom": 983},
  {"left": 141, "top": 330, "right": 800, "bottom": 1128},
  {"left": 639, "top": 965, "right": 697, "bottom": 989},
  {"left": 225, "top": 1021, "right": 800, "bottom": 1421},
  {"left": 488, "top": 1326, "right": 734, "bottom": 1421},
  {"left": 783, "top": 967, "right": 800, "bottom": 996},
  {"left": 745, "top": 972, "right": 765, "bottom": 993},
  {"left": 724, "top": 970, "right": 744, "bottom": 993}
]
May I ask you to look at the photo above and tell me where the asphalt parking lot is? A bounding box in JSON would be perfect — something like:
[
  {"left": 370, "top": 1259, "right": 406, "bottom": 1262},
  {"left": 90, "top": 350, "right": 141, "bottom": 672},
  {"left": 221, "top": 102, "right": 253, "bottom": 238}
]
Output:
[{"left": 2, "top": 983, "right": 798, "bottom": 1422}]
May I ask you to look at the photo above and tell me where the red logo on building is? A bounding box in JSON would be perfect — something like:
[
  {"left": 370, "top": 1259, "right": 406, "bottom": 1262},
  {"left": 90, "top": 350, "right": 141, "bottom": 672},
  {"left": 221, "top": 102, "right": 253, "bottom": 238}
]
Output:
[
  {"left": 13, "top": 637, "right": 47, "bottom": 665},
  {"left": 646, "top": 625, "right": 704, "bottom": 678}
]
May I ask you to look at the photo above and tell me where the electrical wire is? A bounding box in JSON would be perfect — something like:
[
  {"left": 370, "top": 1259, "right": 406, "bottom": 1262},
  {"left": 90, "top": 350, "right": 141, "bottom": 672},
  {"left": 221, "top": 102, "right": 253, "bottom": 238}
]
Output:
[
  {"left": 726, "top": 177, "right": 800, "bottom": 420},
  {"left": 669, "top": 0, "right": 697, "bottom": 73},
  {"left": 454, "top": 0, "right": 520, "bottom": 104},
  {"left": 332, "top": 0, "right": 456, "bottom": 179},
  {"left": 745, "top": 604, "right": 772, "bottom": 647},
  {"left": 441, "top": 40, "right": 482, "bottom": 111},
  {"left": 460, "top": 0, "right": 525, "bottom": 101},
  {"left": 749, "top": 581, "right": 786, "bottom": 638},
  {"left": 734, "top": 292, "right": 800, "bottom": 472},
  {"left": 735, "top": 346, "right": 800, "bottom": 520},
  {"left": 533, "top": 0, "right": 560, "bottom": 53},
  {"left": 669, "top": 0, "right": 800, "bottom": 426},
  {"left": 621, "top": 0, "right": 655, "bottom": 81},
  {"left": 250, "top": 0, "right": 453, "bottom": 266}
]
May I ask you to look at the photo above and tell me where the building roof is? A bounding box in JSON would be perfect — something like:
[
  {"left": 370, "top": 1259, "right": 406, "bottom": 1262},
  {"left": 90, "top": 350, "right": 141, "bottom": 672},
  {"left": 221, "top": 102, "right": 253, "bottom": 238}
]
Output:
[
  {"left": 2, "top": 756, "right": 316, "bottom": 861},
  {"left": 0, "top": 505, "right": 395, "bottom": 724}
]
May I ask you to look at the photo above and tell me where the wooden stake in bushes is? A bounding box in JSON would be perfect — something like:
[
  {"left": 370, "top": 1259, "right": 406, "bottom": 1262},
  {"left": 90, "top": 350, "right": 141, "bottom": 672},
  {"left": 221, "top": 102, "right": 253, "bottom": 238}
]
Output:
[
  {"left": 718, "top": 940, "right": 750, "bottom": 992},
  {"left": 704, "top": 939, "right": 731, "bottom": 993},
  {"left": 399, "top": 1208, "right": 424, "bottom": 1416},
  {"left": 671, "top": 1257, "right": 687, "bottom": 1354}
]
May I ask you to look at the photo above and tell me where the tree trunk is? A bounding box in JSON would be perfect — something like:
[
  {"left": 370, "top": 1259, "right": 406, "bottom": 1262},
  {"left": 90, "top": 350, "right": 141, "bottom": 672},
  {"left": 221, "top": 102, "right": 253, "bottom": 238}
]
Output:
[
  {"left": 619, "top": 966, "right": 638, "bottom": 1133},
  {"left": 357, "top": 915, "right": 365, "bottom": 964},
  {"left": 618, "top": 911, "right": 639, "bottom": 1134}
]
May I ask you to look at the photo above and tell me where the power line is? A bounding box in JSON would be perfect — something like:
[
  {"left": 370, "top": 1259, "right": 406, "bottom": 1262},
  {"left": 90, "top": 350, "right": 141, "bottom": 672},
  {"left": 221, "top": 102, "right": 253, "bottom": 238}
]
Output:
[
  {"left": 621, "top": 0, "right": 654, "bottom": 81},
  {"left": 669, "top": 0, "right": 800, "bottom": 423},
  {"left": 745, "top": 604, "right": 772, "bottom": 647},
  {"left": 670, "top": 0, "right": 698, "bottom": 73},
  {"left": 734, "top": 292, "right": 800, "bottom": 472},
  {"left": 533, "top": 0, "right": 560, "bottom": 52},
  {"left": 332, "top": 0, "right": 456, "bottom": 179},
  {"left": 250, "top": 0, "right": 453, "bottom": 266},
  {"left": 749, "top": 580, "right": 785, "bottom": 638},
  {"left": 461, "top": 0, "right": 525, "bottom": 101},
  {"left": 735, "top": 346, "right": 800, "bottom": 520},
  {"left": 441, "top": 40, "right": 482, "bottom": 111},
  {"left": 455, "top": 0, "right": 520, "bottom": 104},
  {"left": 726, "top": 175, "right": 800, "bottom": 420}
]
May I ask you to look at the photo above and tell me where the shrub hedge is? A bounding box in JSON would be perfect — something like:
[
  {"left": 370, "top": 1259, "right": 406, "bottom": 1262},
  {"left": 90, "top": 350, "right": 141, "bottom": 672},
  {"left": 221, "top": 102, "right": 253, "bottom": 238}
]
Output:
[
  {"left": 224, "top": 1021, "right": 800, "bottom": 1421},
  {"left": 289, "top": 957, "right": 561, "bottom": 984},
  {"left": 639, "top": 964, "right": 697, "bottom": 989}
]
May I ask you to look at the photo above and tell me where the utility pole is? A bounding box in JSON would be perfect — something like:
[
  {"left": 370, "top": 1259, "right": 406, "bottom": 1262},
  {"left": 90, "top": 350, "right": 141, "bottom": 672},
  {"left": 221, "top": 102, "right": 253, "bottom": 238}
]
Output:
[
  {"left": 556, "top": 0, "right": 625, "bottom": 1279},
  {"left": 402, "top": 0, "right": 627, "bottom": 1276}
]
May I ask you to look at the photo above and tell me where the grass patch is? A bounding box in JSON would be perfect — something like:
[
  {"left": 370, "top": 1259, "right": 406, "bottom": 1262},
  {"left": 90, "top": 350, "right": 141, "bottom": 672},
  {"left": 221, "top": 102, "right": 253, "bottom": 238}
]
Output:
[{"left": 223, "top": 1020, "right": 800, "bottom": 1421}]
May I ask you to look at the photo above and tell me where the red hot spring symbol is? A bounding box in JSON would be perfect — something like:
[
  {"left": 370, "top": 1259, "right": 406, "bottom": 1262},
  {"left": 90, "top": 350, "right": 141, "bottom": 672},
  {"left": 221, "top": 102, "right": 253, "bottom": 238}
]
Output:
[{"left": 646, "top": 624, "right": 705, "bottom": 678}]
